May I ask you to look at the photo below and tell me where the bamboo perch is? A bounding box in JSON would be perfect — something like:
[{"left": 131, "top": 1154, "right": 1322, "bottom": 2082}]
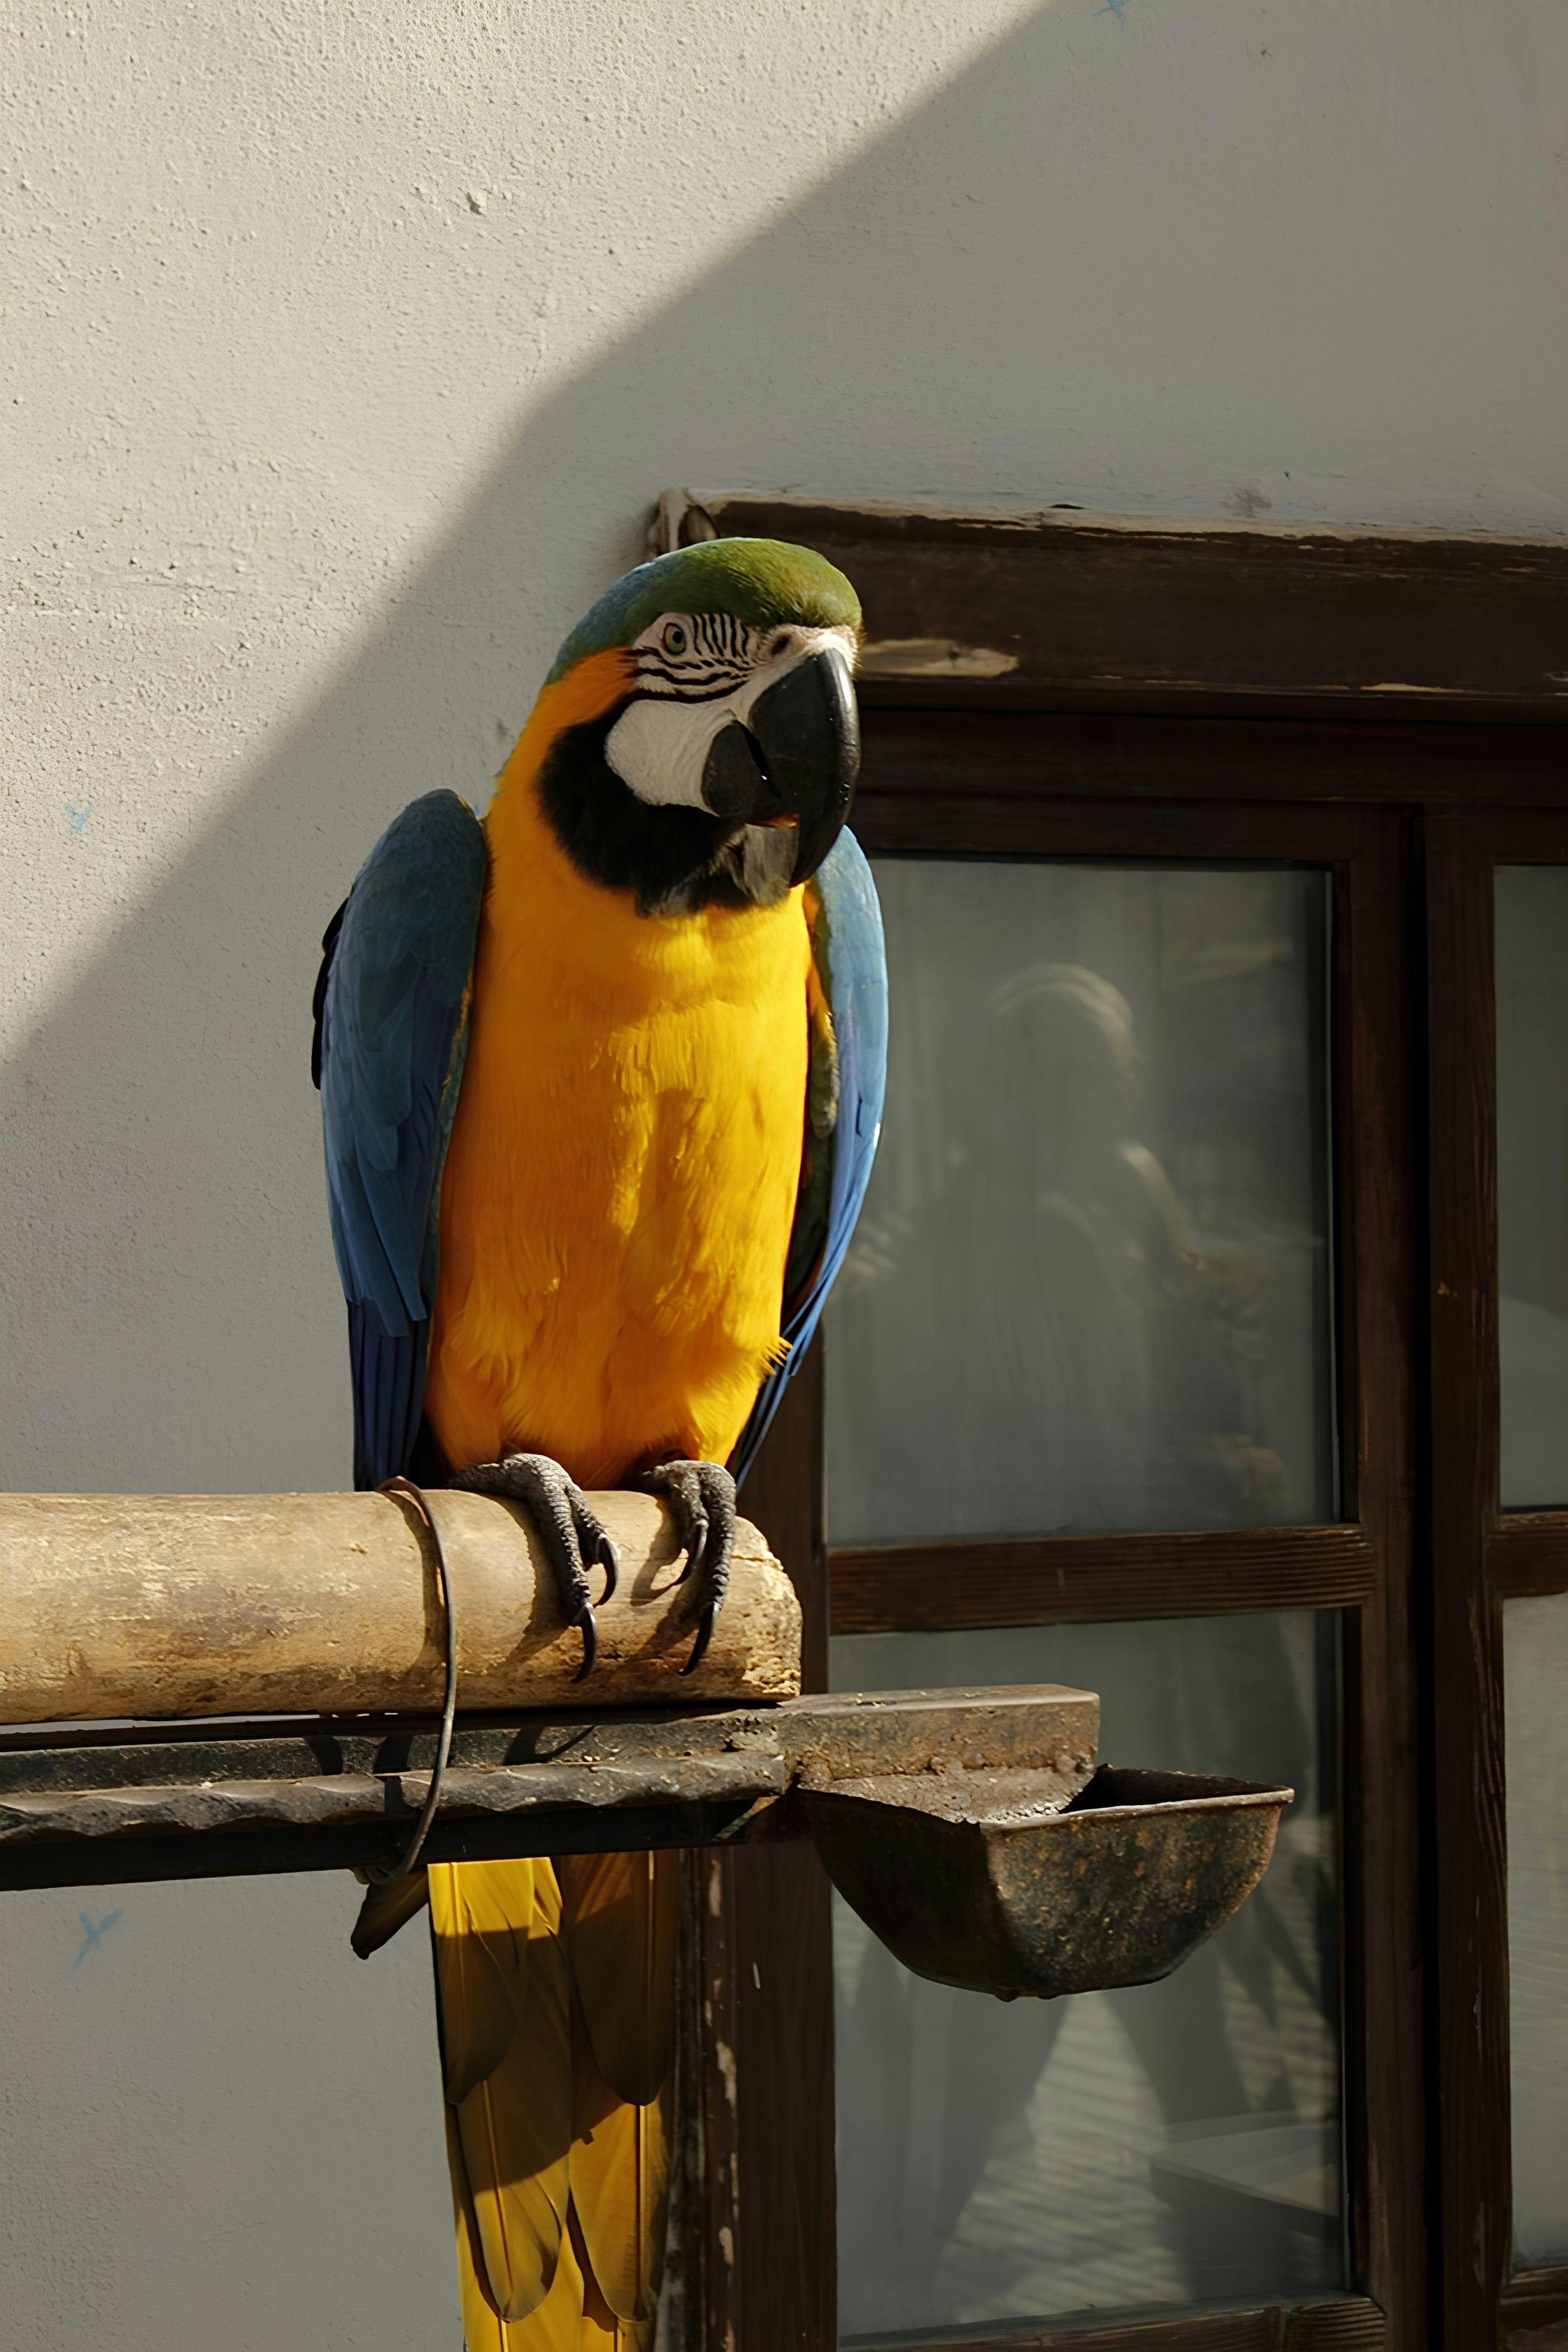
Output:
[{"left": 0, "top": 1491, "right": 801, "bottom": 1726}]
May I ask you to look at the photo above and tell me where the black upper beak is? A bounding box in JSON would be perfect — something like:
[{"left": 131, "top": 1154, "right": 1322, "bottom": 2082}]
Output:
[{"left": 700, "top": 645, "right": 860, "bottom": 883}]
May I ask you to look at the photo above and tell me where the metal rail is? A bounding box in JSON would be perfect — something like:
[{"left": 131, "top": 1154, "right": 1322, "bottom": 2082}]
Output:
[{"left": 0, "top": 1684, "right": 1097, "bottom": 1891}]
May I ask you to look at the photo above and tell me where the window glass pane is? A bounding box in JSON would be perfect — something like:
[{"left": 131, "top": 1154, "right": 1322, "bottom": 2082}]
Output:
[
  {"left": 826, "top": 862, "right": 1334, "bottom": 1542},
  {"left": 1496, "top": 868, "right": 1568, "bottom": 1508},
  {"left": 830, "top": 1614, "right": 1342, "bottom": 2339},
  {"left": 1506, "top": 1594, "right": 1568, "bottom": 2266}
]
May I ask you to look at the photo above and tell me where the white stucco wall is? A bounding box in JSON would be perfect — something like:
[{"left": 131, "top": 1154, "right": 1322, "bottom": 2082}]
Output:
[{"left": 2, "top": 2, "right": 1565, "bottom": 2343}]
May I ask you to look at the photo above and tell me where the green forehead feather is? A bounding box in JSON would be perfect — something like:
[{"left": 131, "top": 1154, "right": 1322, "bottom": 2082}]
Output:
[{"left": 547, "top": 538, "right": 861, "bottom": 683}]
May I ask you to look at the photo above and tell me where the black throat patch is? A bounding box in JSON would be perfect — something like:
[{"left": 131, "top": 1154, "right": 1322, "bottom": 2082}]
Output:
[{"left": 536, "top": 708, "right": 757, "bottom": 916}]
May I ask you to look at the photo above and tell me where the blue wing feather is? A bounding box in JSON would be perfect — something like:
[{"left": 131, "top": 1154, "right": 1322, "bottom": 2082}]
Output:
[
  {"left": 730, "top": 828, "right": 887, "bottom": 1487},
  {"left": 314, "top": 790, "right": 486, "bottom": 1489}
]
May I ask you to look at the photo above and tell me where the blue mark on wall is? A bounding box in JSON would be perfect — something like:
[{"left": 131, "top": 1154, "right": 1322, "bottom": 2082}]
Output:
[
  {"left": 64, "top": 799, "right": 94, "bottom": 837},
  {"left": 73, "top": 1908, "right": 124, "bottom": 1967},
  {"left": 1096, "top": 0, "right": 1130, "bottom": 19}
]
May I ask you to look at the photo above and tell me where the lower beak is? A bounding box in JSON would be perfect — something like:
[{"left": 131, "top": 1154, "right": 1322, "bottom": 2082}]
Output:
[{"left": 702, "top": 645, "right": 860, "bottom": 883}]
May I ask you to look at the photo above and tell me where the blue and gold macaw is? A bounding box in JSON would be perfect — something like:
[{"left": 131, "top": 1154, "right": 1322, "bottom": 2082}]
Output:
[{"left": 312, "top": 539, "right": 887, "bottom": 2347}]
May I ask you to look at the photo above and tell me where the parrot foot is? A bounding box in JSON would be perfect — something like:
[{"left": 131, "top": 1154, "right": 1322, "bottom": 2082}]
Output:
[
  {"left": 635, "top": 1459, "right": 736, "bottom": 1675},
  {"left": 448, "top": 1452, "right": 618, "bottom": 1681}
]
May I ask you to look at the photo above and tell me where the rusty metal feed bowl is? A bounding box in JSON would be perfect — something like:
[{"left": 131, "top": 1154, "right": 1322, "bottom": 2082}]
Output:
[{"left": 803, "top": 1766, "right": 1293, "bottom": 2001}]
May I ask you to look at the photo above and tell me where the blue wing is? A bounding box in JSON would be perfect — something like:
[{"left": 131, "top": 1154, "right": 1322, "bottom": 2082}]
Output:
[
  {"left": 312, "top": 791, "right": 487, "bottom": 1490},
  {"left": 730, "top": 828, "right": 888, "bottom": 1487}
]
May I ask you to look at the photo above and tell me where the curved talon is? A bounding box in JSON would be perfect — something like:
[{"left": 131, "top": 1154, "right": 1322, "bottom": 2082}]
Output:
[
  {"left": 681, "top": 1601, "right": 718, "bottom": 1677},
  {"left": 595, "top": 1533, "right": 619, "bottom": 1605},
  {"left": 678, "top": 1517, "right": 707, "bottom": 1586},
  {"left": 573, "top": 1602, "right": 599, "bottom": 1682}
]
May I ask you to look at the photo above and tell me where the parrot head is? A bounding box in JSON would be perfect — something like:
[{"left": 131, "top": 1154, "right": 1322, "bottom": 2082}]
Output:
[{"left": 530, "top": 537, "right": 862, "bottom": 916}]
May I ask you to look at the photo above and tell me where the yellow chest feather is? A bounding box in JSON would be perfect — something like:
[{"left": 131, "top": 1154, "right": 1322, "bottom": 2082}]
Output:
[{"left": 424, "top": 772, "right": 811, "bottom": 1487}]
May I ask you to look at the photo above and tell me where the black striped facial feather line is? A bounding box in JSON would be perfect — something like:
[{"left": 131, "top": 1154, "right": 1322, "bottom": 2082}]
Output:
[{"left": 629, "top": 609, "right": 760, "bottom": 701}]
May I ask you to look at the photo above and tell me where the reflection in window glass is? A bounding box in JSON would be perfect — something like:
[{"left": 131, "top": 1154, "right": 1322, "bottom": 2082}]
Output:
[
  {"left": 826, "top": 862, "right": 1334, "bottom": 1544},
  {"left": 1506, "top": 1595, "right": 1568, "bottom": 2266},
  {"left": 831, "top": 1616, "right": 1342, "bottom": 2339},
  {"left": 1497, "top": 869, "right": 1568, "bottom": 1507}
]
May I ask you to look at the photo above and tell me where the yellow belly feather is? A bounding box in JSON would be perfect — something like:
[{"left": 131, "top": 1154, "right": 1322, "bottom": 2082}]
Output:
[{"left": 425, "top": 664, "right": 811, "bottom": 1485}]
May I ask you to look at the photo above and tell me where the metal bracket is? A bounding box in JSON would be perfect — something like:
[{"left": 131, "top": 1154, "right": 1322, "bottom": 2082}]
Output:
[{"left": 0, "top": 1685, "right": 1289, "bottom": 2000}]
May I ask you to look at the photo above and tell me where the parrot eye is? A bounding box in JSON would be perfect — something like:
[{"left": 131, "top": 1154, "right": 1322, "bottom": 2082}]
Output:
[{"left": 662, "top": 621, "right": 688, "bottom": 655}]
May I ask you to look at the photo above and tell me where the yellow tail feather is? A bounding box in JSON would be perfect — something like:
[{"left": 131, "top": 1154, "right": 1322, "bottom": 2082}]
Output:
[
  {"left": 448, "top": 2102, "right": 590, "bottom": 2352},
  {"left": 431, "top": 1852, "right": 676, "bottom": 2349},
  {"left": 568, "top": 1970, "right": 671, "bottom": 2324},
  {"left": 433, "top": 1857, "right": 572, "bottom": 2322},
  {"left": 430, "top": 1857, "right": 535, "bottom": 2103},
  {"left": 558, "top": 1850, "right": 678, "bottom": 2105}
]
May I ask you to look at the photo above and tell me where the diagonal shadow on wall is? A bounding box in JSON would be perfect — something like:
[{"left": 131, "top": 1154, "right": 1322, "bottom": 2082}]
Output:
[{"left": 2, "top": 0, "right": 1544, "bottom": 1491}]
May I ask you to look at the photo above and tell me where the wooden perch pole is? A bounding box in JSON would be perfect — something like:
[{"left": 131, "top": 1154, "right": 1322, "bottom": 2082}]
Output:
[{"left": 0, "top": 1491, "right": 801, "bottom": 1725}]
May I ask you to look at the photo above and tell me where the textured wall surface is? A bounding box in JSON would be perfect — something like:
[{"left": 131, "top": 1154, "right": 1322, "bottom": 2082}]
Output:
[{"left": 3, "top": 1, "right": 1566, "bottom": 2344}]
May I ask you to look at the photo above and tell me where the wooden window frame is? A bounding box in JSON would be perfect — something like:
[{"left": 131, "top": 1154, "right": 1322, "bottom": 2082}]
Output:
[
  {"left": 1427, "top": 808, "right": 1568, "bottom": 2352},
  {"left": 650, "top": 496, "right": 1568, "bottom": 2352}
]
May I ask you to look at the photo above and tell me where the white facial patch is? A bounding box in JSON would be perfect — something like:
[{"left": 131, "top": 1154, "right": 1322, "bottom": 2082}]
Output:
[{"left": 603, "top": 693, "right": 735, "bottom": 810}]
